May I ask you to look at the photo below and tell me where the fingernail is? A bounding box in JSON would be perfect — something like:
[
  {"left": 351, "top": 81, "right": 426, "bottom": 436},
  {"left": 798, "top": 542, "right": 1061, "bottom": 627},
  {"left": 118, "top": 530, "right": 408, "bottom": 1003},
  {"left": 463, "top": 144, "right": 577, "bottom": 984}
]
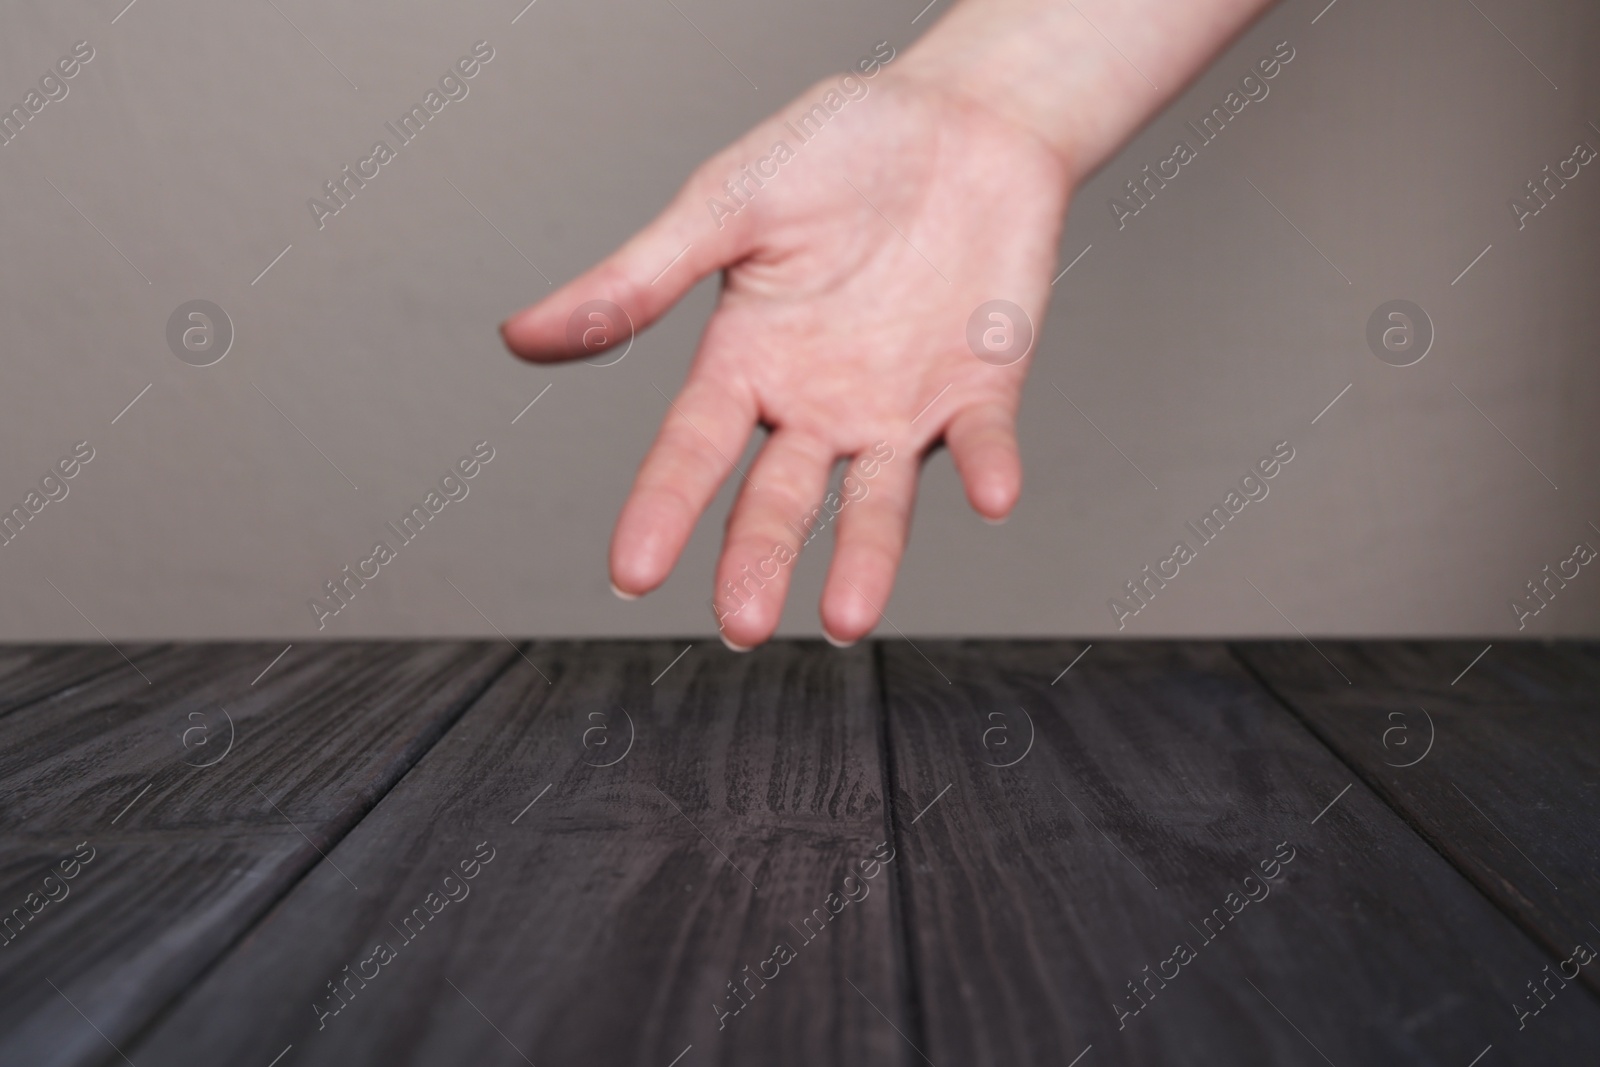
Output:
[
  {"left": 823, "top": 629, "right": 857, "bottom": 649},
  {"left": 720, "top": 633, "right": 752, "bottom": 653},
  {"left": 610, "top": 581, "right": 640, "bottom": 601}
]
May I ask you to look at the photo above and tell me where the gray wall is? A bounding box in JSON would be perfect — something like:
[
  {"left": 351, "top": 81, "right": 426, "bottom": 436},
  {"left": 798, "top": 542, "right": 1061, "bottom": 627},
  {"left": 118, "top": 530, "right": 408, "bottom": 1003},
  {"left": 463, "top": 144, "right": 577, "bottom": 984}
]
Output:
[{"left": 1, "top": 0, "right": 1597, "bottom": 641}]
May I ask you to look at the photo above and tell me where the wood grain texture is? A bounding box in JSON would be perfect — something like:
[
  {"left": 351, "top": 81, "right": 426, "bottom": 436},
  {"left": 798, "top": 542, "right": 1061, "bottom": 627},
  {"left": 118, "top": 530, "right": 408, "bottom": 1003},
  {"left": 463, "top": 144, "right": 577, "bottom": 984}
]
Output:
[
  {"left": 5, "top": 639, "right": 1597, "bottom": 1067},
  {"left": 126, "top": 641, "right": 907, "bottom": 1067},
  {"left": 878, "top": 640, "right": 1600, "bottom": 1067},
  {"left": 0, "top": 644, "right": 163, "bottom": 720},
  {"left": 1233, "top": 639, "right": 1600, "bottom": 995},
  {"left": 0, "top": 641, "right": 513, "bottom": 1067}
]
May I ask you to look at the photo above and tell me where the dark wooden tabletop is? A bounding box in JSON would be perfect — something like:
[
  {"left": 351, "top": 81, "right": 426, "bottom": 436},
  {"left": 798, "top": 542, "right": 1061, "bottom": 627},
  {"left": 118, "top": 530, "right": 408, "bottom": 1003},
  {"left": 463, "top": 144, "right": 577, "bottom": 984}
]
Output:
[{"left": 1, "top": 640, "right": 1596, "bottom": 1067}]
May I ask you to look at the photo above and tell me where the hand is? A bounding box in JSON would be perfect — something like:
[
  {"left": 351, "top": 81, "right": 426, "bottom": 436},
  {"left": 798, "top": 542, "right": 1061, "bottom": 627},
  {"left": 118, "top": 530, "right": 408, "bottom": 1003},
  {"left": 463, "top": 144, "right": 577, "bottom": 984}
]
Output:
[{"left": 501, "top": 66, "right": 1073, "bottom": 648}]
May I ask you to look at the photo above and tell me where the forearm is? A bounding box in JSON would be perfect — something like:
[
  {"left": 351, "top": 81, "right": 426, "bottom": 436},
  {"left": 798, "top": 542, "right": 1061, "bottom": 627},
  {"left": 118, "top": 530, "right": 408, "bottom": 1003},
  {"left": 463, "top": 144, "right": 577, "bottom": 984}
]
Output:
[{"left": 895, "top": 0, "right": 1278, "bottom": 183}]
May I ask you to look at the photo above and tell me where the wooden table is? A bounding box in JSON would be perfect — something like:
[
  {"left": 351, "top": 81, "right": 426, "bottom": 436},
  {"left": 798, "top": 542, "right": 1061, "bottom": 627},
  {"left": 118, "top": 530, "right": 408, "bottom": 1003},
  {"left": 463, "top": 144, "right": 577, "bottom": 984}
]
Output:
[{"left": 1, "top": 640, "right": 1596, "bottom": 1066}]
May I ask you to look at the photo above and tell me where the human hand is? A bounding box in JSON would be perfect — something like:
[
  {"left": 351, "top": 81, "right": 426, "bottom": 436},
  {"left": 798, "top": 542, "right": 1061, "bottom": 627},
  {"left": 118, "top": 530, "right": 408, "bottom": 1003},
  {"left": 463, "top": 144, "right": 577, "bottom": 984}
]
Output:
[{"left": 500, "top": 63, "right": 1073, "bottom": 648}]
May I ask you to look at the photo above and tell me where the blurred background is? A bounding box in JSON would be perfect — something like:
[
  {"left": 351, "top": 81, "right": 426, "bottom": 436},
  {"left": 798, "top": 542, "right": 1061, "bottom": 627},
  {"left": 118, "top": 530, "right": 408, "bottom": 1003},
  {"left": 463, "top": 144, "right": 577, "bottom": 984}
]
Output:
[{"left": 1, "top": 0, "right": 1596, "bottom": 640}]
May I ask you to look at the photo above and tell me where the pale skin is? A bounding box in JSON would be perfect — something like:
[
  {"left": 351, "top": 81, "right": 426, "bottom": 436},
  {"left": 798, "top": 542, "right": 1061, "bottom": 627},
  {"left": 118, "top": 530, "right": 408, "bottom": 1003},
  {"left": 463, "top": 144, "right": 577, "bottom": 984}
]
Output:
[{"left": 501, "top": 0, "right": 1275, "bottom": 648}]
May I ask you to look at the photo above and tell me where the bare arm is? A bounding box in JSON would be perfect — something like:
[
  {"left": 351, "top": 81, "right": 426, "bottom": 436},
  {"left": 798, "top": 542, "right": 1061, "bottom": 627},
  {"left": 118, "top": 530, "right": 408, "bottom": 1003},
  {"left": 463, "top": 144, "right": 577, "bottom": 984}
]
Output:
[{"left": 896, "top": 0, "right": 1275, "bottom": 179}]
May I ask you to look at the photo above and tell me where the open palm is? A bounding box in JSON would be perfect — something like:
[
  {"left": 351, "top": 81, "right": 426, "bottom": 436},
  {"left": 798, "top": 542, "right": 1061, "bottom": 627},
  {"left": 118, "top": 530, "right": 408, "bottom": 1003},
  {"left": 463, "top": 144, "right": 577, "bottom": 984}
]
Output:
[{"left": 501, "top": 69, "right": 1073, "bottom": 648}]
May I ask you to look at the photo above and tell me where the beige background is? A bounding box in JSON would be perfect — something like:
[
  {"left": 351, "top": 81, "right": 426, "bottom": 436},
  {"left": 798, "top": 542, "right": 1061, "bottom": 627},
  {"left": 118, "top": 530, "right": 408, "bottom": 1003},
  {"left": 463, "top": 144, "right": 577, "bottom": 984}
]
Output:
[{"left": 0, "top": 0, "right": 1596, "bottom": 641}]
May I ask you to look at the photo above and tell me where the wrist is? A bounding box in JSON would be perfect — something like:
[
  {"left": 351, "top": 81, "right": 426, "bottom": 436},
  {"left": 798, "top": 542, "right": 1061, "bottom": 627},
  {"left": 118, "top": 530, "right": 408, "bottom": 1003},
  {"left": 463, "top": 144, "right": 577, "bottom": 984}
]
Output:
[
  {"left": 894, "top": 0, "right": 1273, "bottom": 183},
  {"left": 890, "top": 19, "right": 1092, "bottom": 186}
]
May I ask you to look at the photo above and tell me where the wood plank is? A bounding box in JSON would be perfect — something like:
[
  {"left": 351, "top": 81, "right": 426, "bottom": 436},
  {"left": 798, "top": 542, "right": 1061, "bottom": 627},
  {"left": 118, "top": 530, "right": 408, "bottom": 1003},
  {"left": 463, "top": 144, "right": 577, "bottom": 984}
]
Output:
[
  {"left": 1233, "top": 639, "right": 1600, "bottom": 996},
  {"left": 126, "top": 640, "right": 906, "bottom": 1067},
  {"left": 0, "top": 643, "right": 165, "bottom": 720},
  {"left": 0, "top": 641, "right": 513, "bottom": 1067},
  {"left": 879, "top": 640, "right": 1600, "bottom": 1066}
]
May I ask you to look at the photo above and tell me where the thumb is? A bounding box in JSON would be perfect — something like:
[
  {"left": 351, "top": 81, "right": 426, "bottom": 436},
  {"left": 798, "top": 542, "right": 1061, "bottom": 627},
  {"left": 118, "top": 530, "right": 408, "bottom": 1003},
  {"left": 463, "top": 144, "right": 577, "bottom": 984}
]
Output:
[{"left": 499, "top": 165, "right": 756, "bottom": 363}]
